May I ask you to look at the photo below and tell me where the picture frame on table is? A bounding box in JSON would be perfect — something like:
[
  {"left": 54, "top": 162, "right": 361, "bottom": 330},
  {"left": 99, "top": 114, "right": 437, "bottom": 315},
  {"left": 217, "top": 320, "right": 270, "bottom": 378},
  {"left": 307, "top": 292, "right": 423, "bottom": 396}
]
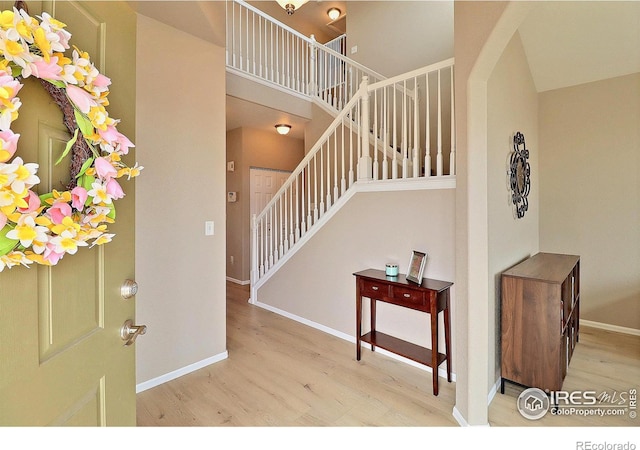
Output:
[{"left": 406, "top": 250, "right": 427, "bottom": 284}]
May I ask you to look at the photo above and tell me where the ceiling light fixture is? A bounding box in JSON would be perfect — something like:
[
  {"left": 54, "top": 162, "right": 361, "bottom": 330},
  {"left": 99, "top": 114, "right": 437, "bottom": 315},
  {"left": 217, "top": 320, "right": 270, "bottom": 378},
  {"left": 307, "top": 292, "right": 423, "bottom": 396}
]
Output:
[
  {"left": 276, "top": 0, "right": 308, "bottom": 15},
  {"left": 327, "top": 7, "right": 341, "bottom": 21},
  {"left": 275, "top": 124, "right": 292, "bottom": 135}
]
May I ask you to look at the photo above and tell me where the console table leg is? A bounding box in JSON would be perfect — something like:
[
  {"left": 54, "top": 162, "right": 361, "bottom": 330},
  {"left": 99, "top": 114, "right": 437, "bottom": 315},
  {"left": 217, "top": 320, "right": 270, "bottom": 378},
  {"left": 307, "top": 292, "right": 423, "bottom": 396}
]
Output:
[
  {"left": 371, "top": 298, "right": 376, "bottom": 352},
  {"left": 444, "top": 290, "right": 452, "bottom": 383},
  {"left": 430, "top": 293, "right": 439, "bottom": 396},
  {"left": 356, "top": 294, "right": 362, "bottom": 361}
]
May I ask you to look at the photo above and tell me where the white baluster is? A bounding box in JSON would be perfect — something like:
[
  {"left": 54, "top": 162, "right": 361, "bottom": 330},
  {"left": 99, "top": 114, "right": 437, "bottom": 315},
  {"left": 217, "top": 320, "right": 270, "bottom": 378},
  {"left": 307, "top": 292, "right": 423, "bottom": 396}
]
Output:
[
  {"left": 278, "top": 197, "right": 284, "bottom": 259},
  {"left": 349, "top": 106, "right": 355, "bottom": 187},
  {"left": 425, "top": 72, "right": 431, "bottom": 177},
  {"left": 437, "top": 69, "right": 443, "bottom": 177},
  {"left": 291, "top": 175, "right": 304, "bottom": 244},
  {"left": 450, "top": 66, "right": 456, "bottom": 176},
  {"left": 269, "top": 207, "right": 274, "bottom": 268},
  {"left": 341, "top": 120, "right": 347, "bottom": 195},
  {"left": 402, "top": 80, "right": 408, "bottom": 179},
  {"left": 413, "top": 76, "right": 420, "bottom": 178},
  {"left": 314, "top": 156, "right": 320, "bottom": 222},
  {"left": 382, "top": 86, "right": 388, "bottom": 180},
  {"left": 251, "top": 214, "right": 258, "bottom": 283},
  {"left": 306, "top": 161, "right": 313, "bottom": 231},
  {"left": 333, "top": 130, "right": 339, "bottom": 202},
  {"left": 392, "top": 85, "right": 398, "bottom": 180},
  {"left": 284, "top": 188, "right": 289, "bottom": 253}
]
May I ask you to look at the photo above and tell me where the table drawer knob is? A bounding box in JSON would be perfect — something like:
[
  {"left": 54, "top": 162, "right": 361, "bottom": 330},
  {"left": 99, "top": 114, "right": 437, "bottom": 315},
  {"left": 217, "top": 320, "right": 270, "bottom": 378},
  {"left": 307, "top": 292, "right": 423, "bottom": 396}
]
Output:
[
  {"left": 403, "top": 293, "right": 411, "bottom": 298},
  {"left": 372, "top": 286, "right": 379, "bottom": 291}
]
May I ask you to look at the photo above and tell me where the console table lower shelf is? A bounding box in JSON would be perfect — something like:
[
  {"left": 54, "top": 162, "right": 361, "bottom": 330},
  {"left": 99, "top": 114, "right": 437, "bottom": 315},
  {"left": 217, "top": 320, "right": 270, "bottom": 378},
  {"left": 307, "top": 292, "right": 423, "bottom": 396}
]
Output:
[
  {"left": 360, "top": 331, "right": 448, "bottom": 371},
  {"left": 354, "top": 269, "right": 453, "bottom": 396}
]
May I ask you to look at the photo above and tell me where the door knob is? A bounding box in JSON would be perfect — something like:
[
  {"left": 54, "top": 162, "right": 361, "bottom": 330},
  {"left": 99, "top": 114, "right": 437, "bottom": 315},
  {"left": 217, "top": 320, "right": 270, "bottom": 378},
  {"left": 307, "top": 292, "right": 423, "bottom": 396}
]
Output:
[
  {"left": 121, "top": 279, "right": 138, "bottom": 299},
  {"left": 120, "top": 319, "right": 147, "bottom": 346}
]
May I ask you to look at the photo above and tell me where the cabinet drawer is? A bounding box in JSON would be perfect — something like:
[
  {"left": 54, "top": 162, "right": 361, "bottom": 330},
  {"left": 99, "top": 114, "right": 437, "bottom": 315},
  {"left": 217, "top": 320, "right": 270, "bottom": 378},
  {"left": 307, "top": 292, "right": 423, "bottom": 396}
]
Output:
[
  {"left": 360, "top": 280, "right": 389, "bottom": 298},
  {"left": 390, "top": 286, "right": 425, "bottom": 307}
]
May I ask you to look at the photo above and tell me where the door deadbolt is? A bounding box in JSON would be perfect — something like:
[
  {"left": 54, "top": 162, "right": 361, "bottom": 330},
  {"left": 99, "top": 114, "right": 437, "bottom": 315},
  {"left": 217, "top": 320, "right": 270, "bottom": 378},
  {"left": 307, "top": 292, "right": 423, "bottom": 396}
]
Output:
[{"left": 121, "top": 279, "right": 138, "bottom": 299}]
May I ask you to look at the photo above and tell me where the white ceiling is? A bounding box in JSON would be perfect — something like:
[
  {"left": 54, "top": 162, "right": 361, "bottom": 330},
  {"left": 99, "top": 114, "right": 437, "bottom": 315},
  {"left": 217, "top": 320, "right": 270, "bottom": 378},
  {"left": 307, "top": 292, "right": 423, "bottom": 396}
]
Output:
[
  {"left": 518, "top": 1, "right": 640, "bottom": 92},
  {"left": 226, "top": 95, "right": 308, "bottom": 139}
]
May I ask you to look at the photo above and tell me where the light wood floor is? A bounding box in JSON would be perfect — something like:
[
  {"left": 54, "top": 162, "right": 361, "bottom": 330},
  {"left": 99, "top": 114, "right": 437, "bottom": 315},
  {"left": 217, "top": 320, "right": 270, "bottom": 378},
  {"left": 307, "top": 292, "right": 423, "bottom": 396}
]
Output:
[{"left": 136, "top": 281, "right": 640, "bottom": 428}]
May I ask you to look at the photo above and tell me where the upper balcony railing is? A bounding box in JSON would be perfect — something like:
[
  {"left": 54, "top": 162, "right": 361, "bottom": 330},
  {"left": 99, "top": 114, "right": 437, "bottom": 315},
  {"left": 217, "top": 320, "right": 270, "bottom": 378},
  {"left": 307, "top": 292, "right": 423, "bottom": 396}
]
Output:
[{"left": 226, "top": 0, "right": 386, "bottom": 111}]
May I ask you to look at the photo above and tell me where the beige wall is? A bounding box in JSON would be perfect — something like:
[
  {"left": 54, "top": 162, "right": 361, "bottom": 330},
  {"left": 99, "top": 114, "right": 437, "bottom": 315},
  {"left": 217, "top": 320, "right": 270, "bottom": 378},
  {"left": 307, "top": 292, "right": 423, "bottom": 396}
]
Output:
[
  {"left": 135, "top": 15, "right": 227, "bottom": 384},
  {"left": 304, "top": 104, "right": 336, "bottom": 154},
  {"left": 539, "top": 73, "right": 640, "bottom": 331},
  {"left": 346, "top": 1, "right": 453, "bottom": 77},
  {"left": 487, "top": 31, "right": 539, "bottom": 387},
  {"left": 226, "top": 127, "right": 305, "bottom": 282},
  {"left": 453, "top": 0, "right": 511, "bottom": 426},
  {"left": 257, "top": 188, "right": 457, "bottom": 372}
]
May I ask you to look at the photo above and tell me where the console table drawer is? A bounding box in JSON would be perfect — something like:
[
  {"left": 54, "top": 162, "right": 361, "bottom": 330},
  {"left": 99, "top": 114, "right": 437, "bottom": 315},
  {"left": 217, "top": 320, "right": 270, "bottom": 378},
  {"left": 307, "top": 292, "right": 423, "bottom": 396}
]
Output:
[
  {"left": 390, "top": 286, "right": 425, "bottom": 307},
  {"left": 360, "top": 280, "right": 389, "bottom": 298}
]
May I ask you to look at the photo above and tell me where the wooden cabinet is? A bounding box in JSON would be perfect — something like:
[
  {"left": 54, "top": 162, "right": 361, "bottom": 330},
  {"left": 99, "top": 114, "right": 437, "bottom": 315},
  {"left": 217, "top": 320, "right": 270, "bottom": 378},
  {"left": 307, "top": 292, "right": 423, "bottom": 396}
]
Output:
[{"left": 500, "top": 252, "right": 580, "bottom": 393}]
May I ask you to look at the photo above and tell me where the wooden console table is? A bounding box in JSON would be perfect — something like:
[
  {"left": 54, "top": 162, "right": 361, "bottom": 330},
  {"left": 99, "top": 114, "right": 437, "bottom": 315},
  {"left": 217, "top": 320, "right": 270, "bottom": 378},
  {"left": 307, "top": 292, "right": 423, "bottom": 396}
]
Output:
[{"left": 354, "top": 269, "right": 453, "bottom": 396}]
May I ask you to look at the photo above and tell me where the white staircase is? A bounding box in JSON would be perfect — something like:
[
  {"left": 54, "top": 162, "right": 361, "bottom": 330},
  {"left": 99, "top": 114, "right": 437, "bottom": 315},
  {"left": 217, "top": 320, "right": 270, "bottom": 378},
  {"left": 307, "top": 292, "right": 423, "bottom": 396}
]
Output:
[{"left": 226, "top": 0, "right": 455, "bottom": 301}]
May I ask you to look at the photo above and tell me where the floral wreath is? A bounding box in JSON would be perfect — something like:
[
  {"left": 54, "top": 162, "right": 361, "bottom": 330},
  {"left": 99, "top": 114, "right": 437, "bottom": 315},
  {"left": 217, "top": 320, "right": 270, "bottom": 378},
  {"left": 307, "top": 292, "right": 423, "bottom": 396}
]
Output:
[{"left": 0, "top": 6, "right": 141, "bottom": 271}]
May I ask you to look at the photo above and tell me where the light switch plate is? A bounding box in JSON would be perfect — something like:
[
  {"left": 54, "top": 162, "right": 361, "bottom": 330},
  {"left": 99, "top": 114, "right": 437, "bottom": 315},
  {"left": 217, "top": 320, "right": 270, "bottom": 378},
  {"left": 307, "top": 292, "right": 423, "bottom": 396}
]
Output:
[{"left": 205, "top": 221, "right": 214, "bottom": 236}]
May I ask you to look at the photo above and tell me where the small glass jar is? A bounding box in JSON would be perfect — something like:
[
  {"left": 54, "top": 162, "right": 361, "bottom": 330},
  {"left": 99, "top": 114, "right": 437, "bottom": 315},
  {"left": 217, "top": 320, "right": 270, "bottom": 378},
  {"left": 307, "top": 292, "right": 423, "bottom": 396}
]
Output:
[{"left": 385, "top": 264, "right": 399, "bottom": 277}]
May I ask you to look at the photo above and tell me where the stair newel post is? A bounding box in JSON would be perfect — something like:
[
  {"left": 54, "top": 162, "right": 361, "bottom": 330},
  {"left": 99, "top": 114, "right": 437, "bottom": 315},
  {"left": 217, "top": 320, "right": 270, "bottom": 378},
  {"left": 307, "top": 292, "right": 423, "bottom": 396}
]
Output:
[
  {"left": 449, "top": 66, "right": 456, "bottom": 176},
  {"left": 309, "top": 34, "right": 317, "bottom": 97},
  {"left": 372, "top": 89, "right": 378, "bottom": 181},
  {"left": 358, "top": 76, "right": 373, "bottom": 181},
  {"left": 251, "top": 213, "right": 258, "bottom": 298}
]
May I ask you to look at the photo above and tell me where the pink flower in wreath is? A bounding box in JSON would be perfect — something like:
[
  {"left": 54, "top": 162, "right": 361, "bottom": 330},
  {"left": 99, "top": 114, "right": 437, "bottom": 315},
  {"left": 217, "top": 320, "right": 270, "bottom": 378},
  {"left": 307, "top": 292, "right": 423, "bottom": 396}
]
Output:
[
  {"left": 66, "top": 84, "right": 96, "bottom": 114},
  {"left": 94, "top": 157, "right": 117, "bottom": 180},
  {"left": 98, "top": 125, "right": 134, "bottom": 155},
  {"left": 17, "top": 190, "right": 41, "bottom": 213},
  {"left": 106, "top": 178, "right": 124, "bottom": 200},
  {"left": 30, "top": 56, "right": 63, "bottom": 81},
  {"left": 43, "top": 243, "right": 65, "bottom": 265},
  {"left": 0, "top": 129, "right": 20, "bottom": 163},
  {"left": 47, "top": 201, "right": 72, "bottom": 224},
  {"left": 71, "top": 185, "right": 87, "bottom": 210}
]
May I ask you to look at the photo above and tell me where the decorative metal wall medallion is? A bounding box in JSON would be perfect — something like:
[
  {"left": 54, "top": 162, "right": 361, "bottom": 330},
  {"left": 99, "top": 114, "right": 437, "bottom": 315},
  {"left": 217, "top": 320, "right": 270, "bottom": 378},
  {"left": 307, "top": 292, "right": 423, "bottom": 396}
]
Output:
[{"left": 509, "top": 132, "right": 531, "bottom": 219}]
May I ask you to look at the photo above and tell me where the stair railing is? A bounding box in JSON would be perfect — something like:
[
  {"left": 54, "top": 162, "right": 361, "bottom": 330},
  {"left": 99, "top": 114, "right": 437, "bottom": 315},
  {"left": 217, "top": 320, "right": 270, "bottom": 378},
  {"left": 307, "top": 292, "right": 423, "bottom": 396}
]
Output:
[
  {"left": 365, "top": 58, "right": 456, "bottom": 180},
  {"left": 251, "top": 59, "right": 456, "bottom": 295},
  {"left": 226, "top": 0, "right": 386, "bottom": 111}
]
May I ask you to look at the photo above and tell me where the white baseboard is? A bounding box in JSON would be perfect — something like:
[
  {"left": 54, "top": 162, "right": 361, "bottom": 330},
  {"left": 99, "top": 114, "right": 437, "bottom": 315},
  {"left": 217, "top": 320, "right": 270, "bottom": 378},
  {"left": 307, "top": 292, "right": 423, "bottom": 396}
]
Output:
[
  {"left": 226, "top": 277, "right": 250, "bottom": 285},
  {"left": 452, "top": 406, "right": 469, "bottom": 426},
  {"left": 136, "top": 351, "right": 229, "bottom": 393},
  {"left": 452, "top": 405, "right": 491, "bottom": 427},
  {"left": 580, "top": 319, "right": 640, "bottom": 337},
  {"left": 488, "top": 377, "right": 501, "bottom": 405},
  {"left": 254, "top": 300, "right": 456, "bottom": 382}
]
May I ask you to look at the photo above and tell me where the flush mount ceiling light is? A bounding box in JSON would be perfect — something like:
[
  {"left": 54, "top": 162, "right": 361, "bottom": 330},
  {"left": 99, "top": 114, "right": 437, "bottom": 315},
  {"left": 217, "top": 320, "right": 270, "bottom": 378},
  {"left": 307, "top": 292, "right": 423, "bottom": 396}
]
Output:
[
  {"left": 275, "top": 124, "right": 292, "bottom": 135},
  {"left": 276, "top": 0, "right": 308, "bottom": 15},
  {"left": 327, "top": 7, "right": 341, "bottom": 21}
]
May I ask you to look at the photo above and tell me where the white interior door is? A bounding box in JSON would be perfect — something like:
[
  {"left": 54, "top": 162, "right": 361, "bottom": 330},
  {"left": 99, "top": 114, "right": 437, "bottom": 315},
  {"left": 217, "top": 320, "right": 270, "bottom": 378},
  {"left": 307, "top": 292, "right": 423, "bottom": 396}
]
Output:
[{"left": 250, "top": 167, "right": 292, "bottom": 222}]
